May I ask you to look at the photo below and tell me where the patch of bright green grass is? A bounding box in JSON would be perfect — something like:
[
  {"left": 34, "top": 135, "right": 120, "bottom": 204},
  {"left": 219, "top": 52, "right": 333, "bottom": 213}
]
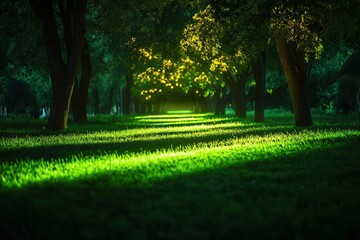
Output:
[
  {"left": 1, "top": 128, "right": 357, "bottom": 189},
  {"left": 0, "top": 112, "right": 360, "bottom": 239},
  {"left": 166, "top": 110, "right": 194, "bottom": 114}
]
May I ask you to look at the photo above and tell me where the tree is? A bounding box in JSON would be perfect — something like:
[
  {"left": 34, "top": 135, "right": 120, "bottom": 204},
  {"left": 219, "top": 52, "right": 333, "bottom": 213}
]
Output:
[
  {"left": 95, "top": 0, "right": 196, "bottom": 115},
  {"left": 204, "top": 0, "right": 270, "bottom": 121},
  {"left": 71, "top": 39, "right": 91, "bottom": 122},
  {"left": 269, "top": 0, "right": 360, "bottom": 125},
  {"left": 274, "top": 33, "right": 313, "bottom": 126},
  {"left": 270, "top": 2, "right": 328, "bottom": 126},
  {"left": 208, "top": 0, "right": 326, "bottom": 124},
  {"left": 29, "top": 0, "right": 87, "bottom": 130},
  {"left": 181, "top": 5, "right": 252, "bottom": 117},
  {"left": 208, "top": 0, "right": 351, "bottom": 126}
]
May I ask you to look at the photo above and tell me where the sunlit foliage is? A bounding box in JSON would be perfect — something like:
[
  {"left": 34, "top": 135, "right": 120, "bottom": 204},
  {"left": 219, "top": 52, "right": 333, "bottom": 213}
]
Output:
[
  {"left": 270, "top": 2, "right": 324, "bottom": 61},
  {"left": 181, "top": 5, "right": 251, "bottom": 82},
  {"left": 181, "top": 5, "right": 223, "bottom": 61},
  {"left": 135, "top": 48, "right": 217, "bottom": 102}
]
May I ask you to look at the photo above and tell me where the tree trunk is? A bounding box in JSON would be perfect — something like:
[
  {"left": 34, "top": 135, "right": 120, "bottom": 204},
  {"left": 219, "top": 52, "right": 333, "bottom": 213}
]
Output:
[
  {"left": 275, "top": 34, "right": 313, "bottom": 127},
  {"left": 30, "top": 0, "right": 87, "bottom": 130},
  {"left": 225, "top": 73, "right": 248, "bottom": 118},
  {"left": 48, "top": 79, "right": 73, "bottom": 130},
  {"left": 232, "top": 83, "right": 246, "bottom": 117},
  {"left": 72, "top": 39, "right": 91, "bottom": 123},
  {"left": 251, "top": 53, "right": 266, "bottom": 122},
  {"left": 214, "top": 83, "right": 226, "bottom": 115},
  {"left": 123, "top": 70, "right": 133, "bottom": 114}
]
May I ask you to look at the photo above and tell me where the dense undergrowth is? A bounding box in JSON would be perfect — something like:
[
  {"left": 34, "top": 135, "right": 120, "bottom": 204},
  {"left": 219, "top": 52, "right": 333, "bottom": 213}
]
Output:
[{"left": 0, "top": 111, "right": 359, "bottom": 239}]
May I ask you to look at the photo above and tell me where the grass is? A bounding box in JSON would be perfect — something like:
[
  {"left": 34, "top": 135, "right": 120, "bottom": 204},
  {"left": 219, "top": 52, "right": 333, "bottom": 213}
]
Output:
[{"left": 0, "top": 110, "right": 360, "bottom": 239}]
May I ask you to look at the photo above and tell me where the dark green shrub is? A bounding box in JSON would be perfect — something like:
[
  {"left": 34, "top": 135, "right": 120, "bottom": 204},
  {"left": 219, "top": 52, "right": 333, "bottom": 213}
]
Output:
[
  {"left": 336, "top": 74, "right": 360, "bottom": 113},
  {"left": 4, "top": 78, "right": 39, "bottom": 117}
]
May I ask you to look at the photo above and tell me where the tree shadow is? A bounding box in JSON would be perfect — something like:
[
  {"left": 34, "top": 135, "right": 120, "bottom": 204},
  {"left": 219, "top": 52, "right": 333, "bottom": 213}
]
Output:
[
  {"left": 1, "top": 123, "right": 302, "bottom": 162},
  {"left": 0, "top": 114, "right": 240, "bottom": 137}
]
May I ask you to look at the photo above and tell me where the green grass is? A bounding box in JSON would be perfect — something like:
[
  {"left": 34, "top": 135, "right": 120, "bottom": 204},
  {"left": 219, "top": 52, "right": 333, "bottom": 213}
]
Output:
[{"left": 1, "top": 111, "right": 360, "bottom": 239}]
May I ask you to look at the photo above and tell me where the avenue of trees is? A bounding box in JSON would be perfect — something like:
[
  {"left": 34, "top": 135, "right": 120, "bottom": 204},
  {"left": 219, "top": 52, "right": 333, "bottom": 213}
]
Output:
[{"left": 0, "top": 0, "right": 359, "bottom": 130}]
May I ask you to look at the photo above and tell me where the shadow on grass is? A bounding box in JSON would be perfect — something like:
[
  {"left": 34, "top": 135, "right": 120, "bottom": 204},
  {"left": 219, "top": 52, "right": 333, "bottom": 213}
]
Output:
[
  {"left": 0, "top": 114, "right": 240, "bottom": 138},
  {"left": 1, "top": 141, "right": 360, "bottom": 240},
  {"left": 0, "top": 122, "right": 318, "bottom": 162},
  {"left": 1, "top": 113, "right": 359, "bottom": 139},
  {"left": 2, "top": 120, "right": 359, "bottom": 163}
]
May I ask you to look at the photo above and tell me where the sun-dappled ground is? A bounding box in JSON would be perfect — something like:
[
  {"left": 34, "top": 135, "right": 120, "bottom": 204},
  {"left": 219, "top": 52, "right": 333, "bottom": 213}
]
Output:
[{"left": 1, "top": 111, "right": 360, "bottom": 239}]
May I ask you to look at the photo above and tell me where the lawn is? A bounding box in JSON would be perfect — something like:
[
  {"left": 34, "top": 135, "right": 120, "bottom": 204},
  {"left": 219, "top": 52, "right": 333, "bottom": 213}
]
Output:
[{"left": 1, "top": 111, "right": 360, "bottom": 239}]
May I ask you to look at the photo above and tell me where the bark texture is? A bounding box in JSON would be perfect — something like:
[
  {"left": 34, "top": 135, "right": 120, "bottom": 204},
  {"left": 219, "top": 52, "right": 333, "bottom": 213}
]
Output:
[
  {"left": 225, "top": 72, "right": 249, "bottom": 118},
  {"left": 275, "top": 34, "right": 313, "bottom": 127},
  {"left": 30, "top": 0, "right": 87, "bottom": 130},
  {"left": 72, "top": 39, "right": 91, "bottom": 123}
]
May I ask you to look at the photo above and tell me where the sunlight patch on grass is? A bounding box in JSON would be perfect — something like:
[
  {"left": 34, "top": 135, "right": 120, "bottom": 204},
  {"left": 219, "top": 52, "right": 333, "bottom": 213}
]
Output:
[
  {"left": 133, "top": 113, "right": 214, "bottom": 119},
  {"left": 1, "top": 112, "right": 360, "bottom": 240},
  {"left": 0, "top": 122, "right": 250, "bottom": 151},
  {"left": 136, "top": 117, "right": 206, "bottom": 123},
  {"left": 1, "top": 129, "right": 358, "bottom": 190},
  {"left": 134, "top": 118, "right": 235, "bottom": 126},
  {"left": 166, "top": 110, "right": 194, "bottom": 114}
]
